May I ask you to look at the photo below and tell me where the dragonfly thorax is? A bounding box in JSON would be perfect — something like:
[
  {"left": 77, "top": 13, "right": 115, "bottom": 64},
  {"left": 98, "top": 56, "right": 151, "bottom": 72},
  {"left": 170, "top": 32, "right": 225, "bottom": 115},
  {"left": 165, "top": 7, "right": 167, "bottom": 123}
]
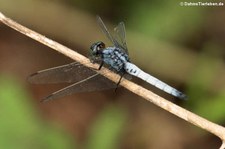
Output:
[
  {"left": 90, "top": 41, "right": 129, "bottom": 72},
  {"left": 102, "top": 47, "right": 129, "bottom": 72}
]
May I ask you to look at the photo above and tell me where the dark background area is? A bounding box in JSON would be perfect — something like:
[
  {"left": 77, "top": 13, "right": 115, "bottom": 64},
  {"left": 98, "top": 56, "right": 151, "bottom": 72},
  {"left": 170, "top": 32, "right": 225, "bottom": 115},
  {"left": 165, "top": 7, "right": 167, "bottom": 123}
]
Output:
[{"left": 0, "top": 0, "right": 225, "bottom": 148}]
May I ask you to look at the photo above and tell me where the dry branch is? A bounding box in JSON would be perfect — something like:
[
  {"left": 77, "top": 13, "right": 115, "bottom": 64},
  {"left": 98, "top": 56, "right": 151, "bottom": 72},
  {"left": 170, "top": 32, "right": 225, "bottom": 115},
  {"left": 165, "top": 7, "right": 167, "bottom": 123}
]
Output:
[{"left": 1, "top": 12, "right": 225, "bottom": 148}]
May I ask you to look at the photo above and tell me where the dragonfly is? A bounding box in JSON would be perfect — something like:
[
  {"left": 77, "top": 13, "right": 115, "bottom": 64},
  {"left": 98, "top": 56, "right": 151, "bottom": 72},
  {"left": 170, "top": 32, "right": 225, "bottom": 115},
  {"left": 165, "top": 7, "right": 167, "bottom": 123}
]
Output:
[{"left": 28, "top": 16, "right": 187, "bottom": 102}]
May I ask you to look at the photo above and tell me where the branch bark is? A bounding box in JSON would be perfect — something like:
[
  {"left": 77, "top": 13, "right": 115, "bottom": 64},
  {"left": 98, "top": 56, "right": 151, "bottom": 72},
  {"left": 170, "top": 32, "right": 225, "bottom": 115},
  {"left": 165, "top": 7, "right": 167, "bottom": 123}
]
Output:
[
  {"left": 220, "top": 142, "right": 225, "bottom": 149},
  {"left": 1, "top": 12, "right": 225, "bottom": 147}
]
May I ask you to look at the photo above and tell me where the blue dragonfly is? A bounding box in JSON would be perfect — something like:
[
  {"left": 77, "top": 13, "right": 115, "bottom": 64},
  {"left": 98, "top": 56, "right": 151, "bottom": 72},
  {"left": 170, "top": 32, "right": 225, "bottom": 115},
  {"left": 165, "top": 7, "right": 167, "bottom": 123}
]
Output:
[{"left": 28, "top": 16, "right": 187, "bottom": 102}]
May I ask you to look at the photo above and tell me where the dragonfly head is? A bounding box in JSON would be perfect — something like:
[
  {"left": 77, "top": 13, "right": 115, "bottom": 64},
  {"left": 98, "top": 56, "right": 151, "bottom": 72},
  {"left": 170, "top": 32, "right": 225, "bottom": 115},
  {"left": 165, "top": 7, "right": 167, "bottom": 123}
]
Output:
[{"left": 90, "top": 41, "right": 105, "bottom": 56}]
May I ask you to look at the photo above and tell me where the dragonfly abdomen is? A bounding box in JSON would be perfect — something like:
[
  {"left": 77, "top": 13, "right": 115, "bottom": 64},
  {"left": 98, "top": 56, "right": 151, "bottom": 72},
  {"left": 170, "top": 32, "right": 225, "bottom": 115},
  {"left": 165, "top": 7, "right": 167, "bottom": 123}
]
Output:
[{"left": 125, "top": 62, "right": 187, "bottom": 99}]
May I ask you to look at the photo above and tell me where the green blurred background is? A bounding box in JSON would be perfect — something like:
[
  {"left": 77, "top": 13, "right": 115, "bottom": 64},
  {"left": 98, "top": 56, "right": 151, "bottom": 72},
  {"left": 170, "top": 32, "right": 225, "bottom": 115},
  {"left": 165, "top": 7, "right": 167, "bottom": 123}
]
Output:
[{"left": 0, "top": 0, "right": 225, "bottom": 148}]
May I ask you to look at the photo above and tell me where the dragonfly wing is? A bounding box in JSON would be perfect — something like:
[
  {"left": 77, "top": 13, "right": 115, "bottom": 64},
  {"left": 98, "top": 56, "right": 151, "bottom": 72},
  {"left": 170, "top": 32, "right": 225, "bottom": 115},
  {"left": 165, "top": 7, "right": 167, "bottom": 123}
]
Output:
[
  {"left": 42, "top": 73, "right": 117, "bottom": 102},
  {"left": 96, "top": 16, "right": 116, "bottom": 45},
  {"left": 96, "top": 16, "right": 129, "bottom": 55},
  {"left": 28, "top": 62, "right": 96, "bottom": 84},
  {"left": 114, "top": 22, "right": 128, "bottom": 54}
]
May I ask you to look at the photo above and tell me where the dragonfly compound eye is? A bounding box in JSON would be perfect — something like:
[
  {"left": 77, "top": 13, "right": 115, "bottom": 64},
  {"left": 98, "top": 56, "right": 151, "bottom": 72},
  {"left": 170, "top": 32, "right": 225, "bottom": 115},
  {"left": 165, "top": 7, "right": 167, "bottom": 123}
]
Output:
[{"left": 90, "top": 41, "right": 105, "bottom": 55}]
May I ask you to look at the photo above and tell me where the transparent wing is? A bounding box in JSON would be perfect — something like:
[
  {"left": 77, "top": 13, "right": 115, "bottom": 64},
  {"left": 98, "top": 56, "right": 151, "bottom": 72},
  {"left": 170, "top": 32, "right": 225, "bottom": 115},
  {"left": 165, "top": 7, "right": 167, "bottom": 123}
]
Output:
[
  {"left": 27, "top": 62, "right": 123, "bottom": 101},
  {"left": 96, "top": 16, "right": 116, "bottom": 46},
  {"left": 96, "top": 16, "right": 128, "bottom": 54},
  {"left": 42, "top": 73, "right": 117, "bottom": 102},
  {"left": 28, "top": 61, "right": 132, "bottom": 101},
  {"left": 27, "top": 62, "right": 96, "bottom": 84},
  {"left": 114, "top": 22, "right": 128, "bottom": 54}
]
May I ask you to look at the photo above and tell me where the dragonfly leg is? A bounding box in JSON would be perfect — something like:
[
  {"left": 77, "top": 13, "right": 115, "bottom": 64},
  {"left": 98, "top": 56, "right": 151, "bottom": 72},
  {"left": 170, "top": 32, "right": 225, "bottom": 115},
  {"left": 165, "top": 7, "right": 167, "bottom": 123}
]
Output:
[
  {"left": 98, "top": 61, "right": 104, "bottom": 70},
  {"left": 115, "top": 73, "right": 125, "bottom": 92},
  {"left": 92, "top": 61, "right": 104, "bottom": 71}
]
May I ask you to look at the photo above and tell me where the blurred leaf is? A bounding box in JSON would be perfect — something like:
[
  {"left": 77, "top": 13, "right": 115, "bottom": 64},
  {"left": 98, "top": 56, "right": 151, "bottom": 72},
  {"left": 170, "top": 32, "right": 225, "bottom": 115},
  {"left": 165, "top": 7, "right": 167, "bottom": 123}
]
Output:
[
  {"left": 0, "top": 74, "right": 76, "bottom": 149},
  {"left": 86, "top": 105, "right": 127, "bottom": 149},
  {"left": 185, "top": 42, "right": 225, "bottom": 122},
  {"left": 128, "top": 0, "right": 205, "bottom": 42},
  {"left": 186, "top": 48, "right": 220, "bottom": 104},
  {"left": 195, "top": 91, "right": 225, "bottom": 122}
]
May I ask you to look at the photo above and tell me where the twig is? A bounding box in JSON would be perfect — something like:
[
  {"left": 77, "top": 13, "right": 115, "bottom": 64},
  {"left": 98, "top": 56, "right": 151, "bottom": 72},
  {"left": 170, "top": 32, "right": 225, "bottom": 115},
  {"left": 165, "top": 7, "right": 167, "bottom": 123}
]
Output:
[
  {"left": 1, "top": 12, "right": 225, "bottom": 147},
  {"left": 220, "top": 142, "right": 225, "bottom": 149}
]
